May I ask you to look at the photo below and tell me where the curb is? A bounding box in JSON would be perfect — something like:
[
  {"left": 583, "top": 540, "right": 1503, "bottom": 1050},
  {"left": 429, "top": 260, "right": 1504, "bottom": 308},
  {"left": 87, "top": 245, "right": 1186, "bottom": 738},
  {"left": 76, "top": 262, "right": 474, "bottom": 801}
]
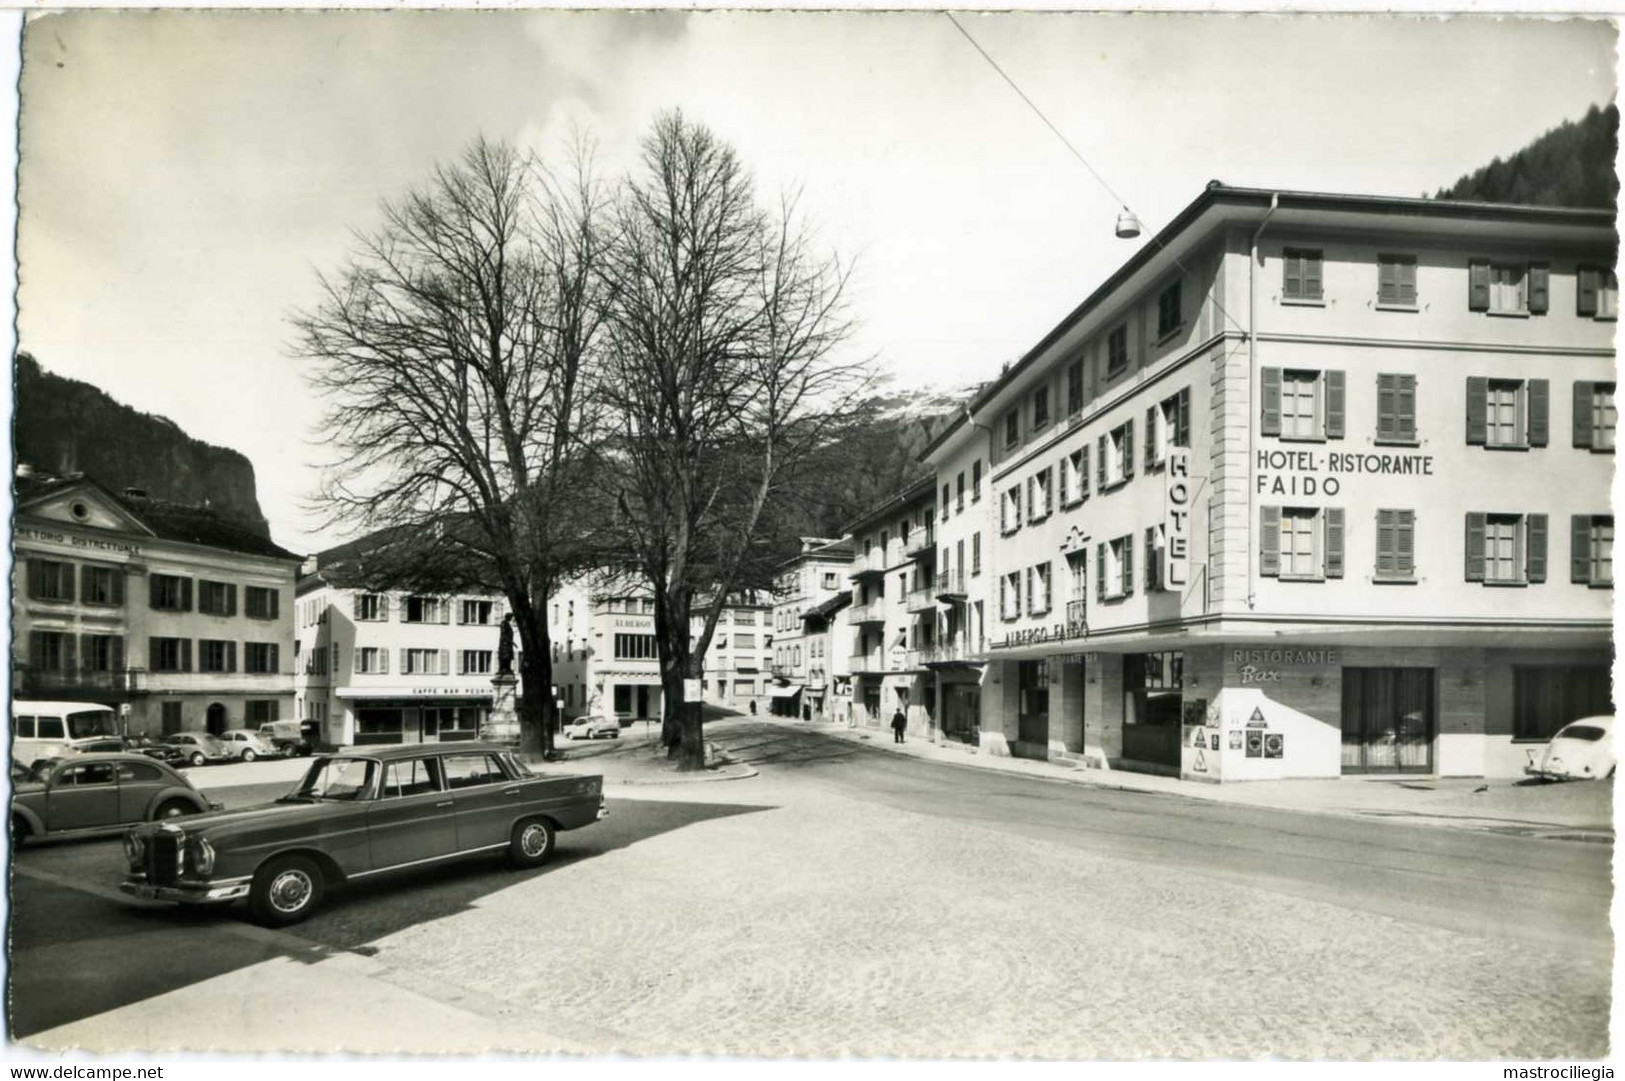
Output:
[{"left": 606, "top": 760, "right": 760, "bottom": 786}]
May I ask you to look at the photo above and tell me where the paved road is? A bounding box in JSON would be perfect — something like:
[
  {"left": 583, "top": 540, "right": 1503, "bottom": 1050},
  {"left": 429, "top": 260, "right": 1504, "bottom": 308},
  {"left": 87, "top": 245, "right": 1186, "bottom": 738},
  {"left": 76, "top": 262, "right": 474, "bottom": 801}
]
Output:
[{"left": 8, "top": 720, "right": 1611, "bottom": 1057}]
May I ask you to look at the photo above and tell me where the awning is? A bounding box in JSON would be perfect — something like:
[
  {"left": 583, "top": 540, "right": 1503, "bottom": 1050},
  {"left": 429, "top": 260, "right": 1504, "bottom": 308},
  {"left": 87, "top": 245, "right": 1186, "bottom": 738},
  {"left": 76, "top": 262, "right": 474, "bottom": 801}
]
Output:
[{"left": 767, "top": 685, "right": 805, "bottom": 699}]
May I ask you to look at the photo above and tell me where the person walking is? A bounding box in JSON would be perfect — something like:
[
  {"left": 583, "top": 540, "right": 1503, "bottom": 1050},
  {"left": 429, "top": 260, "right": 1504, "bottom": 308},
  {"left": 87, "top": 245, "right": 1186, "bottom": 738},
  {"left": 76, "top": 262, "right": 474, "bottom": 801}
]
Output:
[{"left": 890, "top": 706, "right": 907, "bottom": 744}]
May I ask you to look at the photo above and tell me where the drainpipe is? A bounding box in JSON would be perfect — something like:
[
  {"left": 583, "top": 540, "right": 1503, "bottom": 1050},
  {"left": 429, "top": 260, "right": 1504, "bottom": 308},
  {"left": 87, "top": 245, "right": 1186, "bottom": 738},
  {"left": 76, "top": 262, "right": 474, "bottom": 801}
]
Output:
[{"left": 1247, "top": 193, "right": 1280, "bottom": 610}]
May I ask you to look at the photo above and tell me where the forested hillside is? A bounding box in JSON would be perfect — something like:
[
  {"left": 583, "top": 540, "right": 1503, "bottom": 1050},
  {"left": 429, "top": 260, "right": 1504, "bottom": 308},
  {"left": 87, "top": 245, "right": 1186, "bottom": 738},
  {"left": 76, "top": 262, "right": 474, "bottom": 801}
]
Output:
[{"left": 1434, "top": 102, "right": 1617, "bottom": 209}]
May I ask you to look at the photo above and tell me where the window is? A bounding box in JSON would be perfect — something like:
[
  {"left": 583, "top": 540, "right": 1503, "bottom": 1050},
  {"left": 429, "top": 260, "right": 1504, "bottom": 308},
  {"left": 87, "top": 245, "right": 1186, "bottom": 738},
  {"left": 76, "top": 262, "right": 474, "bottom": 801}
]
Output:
[
  {"left": 246, "top": 586, "right": 279, "bottom": 620},
  {"left": 1061, "top": 445, "right": 1091, "bottom": 507},
  {"left": 1262, "top": 367, "right": 1344, "bottom": 442},
  {"left": 1374, "top": 510, "right": 1416, "bottom": 582},
  {"left": 1000, "top": 571, "right": 1022, "bottom": 620},
  {"left": 382, "top": 758, "right": 443, "bottom": 799},
  {"left": 28, "top": 630, "right": 74, "bottom": 671},
  {"left": 150, "top": 637, "right": 192, "bottom": 673},
  {"left": 940, "top": 485, "right": 950, "bottom": 522},
  {"left": 1572, "top": 515, "right": 1614, "bottom": 587},
  {"left": 400, "top": 648, "right": 446, "bottom": 676},
  {"left": 1144, "top": 527, "right": 1162, "bottom": 592},
  {"left": 1377, "top": 254, "right": 1417, "bottom": 307},
  {"left": 1282, "top": 248, "right": 1323, "bottom": 302},
  {"left": 245, "top": 700, "right": 278, "bottom": 724},
  {"left": 404, "top": 595, "right": 448, "bottom": 624},
  {"left": 81, "top": 634, "right": 124, "bottom": 672},
  {"left": 1146, "top": 388, "right": 1191, "bottom": 468},
  {"left": 1375, "top": 374, "right": 1417, "bottom": 444},
  {"left": 1027, "top": 562, "right": 1052, "bottom": 616},
  {"left": 1033, "top": 385, "right": 1051, "bottom": 431},
  {"left": 198, "top": 639, "right": 237, "bottom": 673},
  {"left": 355, "top": 646, "right": 389, "bottom": 674},
  {"left": 1029, "top": 467, "right": 1053, "bottom": 522},
  {"left": 1003, "top": 409, "right": 1020, "bottom": 450},
  {"left": 735, "top": 632, "right": 756, "bottom": 650},
  {"left": 1106, "top": 324, "right": 1129, "bottom": 379},
  {"left": 161, "top": 702, "right": 183, "bottom": 735},
  {"left": 1097, "top": 419, "right": 1135, "bottom": 490},
  {"left": 1096, "top": 536, "right": 1135, "bottom": 601},
  {"left": 956, "top": 472, "right": 965, "bottom": 512},
  {"left": 198, "top": 581, "right": 236, "bottom": 617},
  {"left": 28, "top": 559, "right": 76, "bottom": 602},
  {"left": 461, "top": 649, "right": 494, "bottom": 675},
  {"left": 1066, "top": 360, "right": 1084, "bottom": 416},
  {"left": 1469, "top": 260, "right": 1547, "bottom": 316},
  {"left": 1466, "top": 377, "right": 1548, "bottom": 449},
  {"left": 245, "top": 642, "right": 281, "bottom": 674},
  {"left": 1001, "top": 486, "right": 1023, "bottom": 534},
  {"left": 1259, "top": 506, "right": 1345, "bottom": 581},
  {"left": 1578, "top": 267, "right": 1619, "bottom": 319},
  {"left": 1465, "top": 512, "right": 1546, "bottom": 586},
  {"left": 1574, "top": 381, "right": 1616, "bottom": 451},
  {"left": 149, "top": 573, "right": 192, "bottom": 611},
  {"left": 460, "top": 599, "right": 494, "bottom": 625},
  {"left": 80, "top": 565, "right": 124, "bottom": 607},
  {"left": 972, "top": 459, "right": 982, "bottom": 501},
  {"left": 614, "top": 634, "right": 658, "bottom": 660},
  {"left": 443, "top": 754, "right": 506, "bottom": 789},
  {"left": 1156, "top": 280, "right": 1183, "bottom": 338},
  {"left": 972, "top": 532, "right": 982, "bottom": 576},
  {"left": 355, "top": 593, "right": 388, "bottom": 621},
  {"left": 1513, "top": 666, "right": 1613, "bottom": 742}
]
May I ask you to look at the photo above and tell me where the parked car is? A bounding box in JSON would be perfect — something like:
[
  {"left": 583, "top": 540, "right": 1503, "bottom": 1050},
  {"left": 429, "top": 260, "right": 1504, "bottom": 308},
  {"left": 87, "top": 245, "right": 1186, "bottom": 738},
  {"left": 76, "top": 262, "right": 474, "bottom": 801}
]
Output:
[
  {"left": 129, "top": 737, "right": 189, "bottom": 767},
  {"left": 13, "top": 753, "right": 220, "bottom": 845},
  {"left": 258, "top": 720, "right": 318, "bottom": 757},
  {"left": 121, "top": 743, "right": 606, "bottom": 926},
  {"left": 564, "top": 715, "right": 621, "bottom": 741},
  {"left": 218, "top": 729, "right": 276, "bottom": 762},
  {"left": 1525, "top": 716, "right": 1616, "bottom": 781},
  {"left": 162, "top": 733, "right": 232, "bottom": 768}
]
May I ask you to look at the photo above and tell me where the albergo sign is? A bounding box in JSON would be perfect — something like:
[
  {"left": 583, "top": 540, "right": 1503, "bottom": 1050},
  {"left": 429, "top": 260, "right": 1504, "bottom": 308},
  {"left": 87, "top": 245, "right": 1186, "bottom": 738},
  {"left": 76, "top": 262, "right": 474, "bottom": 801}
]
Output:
[{"left": 1163, "top": 448, "right": 1191, "bottom": 588}]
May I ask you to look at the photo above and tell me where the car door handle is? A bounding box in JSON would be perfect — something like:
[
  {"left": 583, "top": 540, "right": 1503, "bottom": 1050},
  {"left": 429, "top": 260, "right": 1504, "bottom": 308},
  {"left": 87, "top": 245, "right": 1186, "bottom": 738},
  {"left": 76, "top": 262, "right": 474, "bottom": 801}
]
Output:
[
  {"left": 502, "top": 787, "right": 522, "bottom": 797},
  {"left": 435, "top": 800, "right": 454, "bottom": 808}
]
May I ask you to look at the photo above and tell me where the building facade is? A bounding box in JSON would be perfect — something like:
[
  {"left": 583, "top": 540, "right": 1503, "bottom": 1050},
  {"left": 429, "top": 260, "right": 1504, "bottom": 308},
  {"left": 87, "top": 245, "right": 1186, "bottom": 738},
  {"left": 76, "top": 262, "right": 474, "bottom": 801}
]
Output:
[
  {"left": 691, "top": 593, "right": 774, "bottom": 713},
  {"left": 769, "top": 537, "right": 854, "bottom": 717},
  {"left": 799, "top": 592, "right": 853, "bottom": 723},
  {"left": 14, "top": 473, "right": 300, "bottom": 737},
  {"left": 843, "top": 480, "right": 939, "bottom": 731},
  {"left": 924, "top": 184, "right": 1615, "bottom": 780}
]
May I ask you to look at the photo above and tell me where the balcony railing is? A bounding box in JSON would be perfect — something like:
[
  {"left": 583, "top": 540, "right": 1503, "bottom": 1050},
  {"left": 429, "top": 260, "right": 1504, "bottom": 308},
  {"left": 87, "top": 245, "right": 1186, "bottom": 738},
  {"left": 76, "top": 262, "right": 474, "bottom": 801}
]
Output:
[
  {"left": 12, "top": 667, "right": 146, "bottom": 696},
  {"left": 1066, "top": 599, "right": 1088, "bottom": 629},
  {"left": 849, "top": 550, "right": 886, "bottom": 579},
  {"left": 906, "top": 585, "right": 938, "bottom": 614},
  {"left": 849, "top": 651, "right": 883, "bottom": 673},
  {"left": 918, "top": 639, "right": 987, "bottom": 665},
  {"left": 847, "top": 601, "right": 886, "bottom": 625},
  {"left": 903, "top": 525, "right": 936, "bottom": 559},
  {"left": 935, "top": 570, "right": 967, "bottom": 601}
]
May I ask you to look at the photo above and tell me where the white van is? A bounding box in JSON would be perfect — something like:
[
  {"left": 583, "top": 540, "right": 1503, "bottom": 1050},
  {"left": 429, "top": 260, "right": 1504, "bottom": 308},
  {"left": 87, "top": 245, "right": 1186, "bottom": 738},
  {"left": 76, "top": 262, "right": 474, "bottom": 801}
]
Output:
[{"left": 11, "top": 700, "right": 122, "bottom": 770}]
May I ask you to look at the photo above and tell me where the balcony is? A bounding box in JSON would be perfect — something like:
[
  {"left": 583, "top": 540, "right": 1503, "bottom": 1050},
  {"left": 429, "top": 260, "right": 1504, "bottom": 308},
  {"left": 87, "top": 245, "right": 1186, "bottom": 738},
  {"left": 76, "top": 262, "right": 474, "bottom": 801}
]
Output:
[
  {"left": 849, "top": 551, "right": 886, "bottom": 581},
  {"left": 13, "top": 667, "right": 147, "bottom": 697},
  {"left": 935, "top": 570, "right": 968, "bottom": 602},
  {"left": 919, "top": 639, "right": 987, "bottom": 666},
  {"left": 903, "top": 525, "right": 936, "bottom": 561},
  {"left": 770, "top": 664, "right": 795, "bottom": 680},
  {"left": 1066, "top": 599, "right": 1088, "bottom": 631},
  {"left": 849, "top": 650, "right": 884, "bottom": 674},
  {"left": 847, "top": 601, "right": 887, "bottom": 625},
  {"left": 906, "top": 585, "right": 938, "bottom": 614}
]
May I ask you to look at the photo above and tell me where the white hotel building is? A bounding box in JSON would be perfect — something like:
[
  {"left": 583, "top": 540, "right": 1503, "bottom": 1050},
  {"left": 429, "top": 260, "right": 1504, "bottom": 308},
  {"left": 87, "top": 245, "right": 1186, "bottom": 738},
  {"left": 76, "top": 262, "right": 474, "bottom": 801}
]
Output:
[{"left": 923, "top": 183, "right": 1615, "bottom": 780}]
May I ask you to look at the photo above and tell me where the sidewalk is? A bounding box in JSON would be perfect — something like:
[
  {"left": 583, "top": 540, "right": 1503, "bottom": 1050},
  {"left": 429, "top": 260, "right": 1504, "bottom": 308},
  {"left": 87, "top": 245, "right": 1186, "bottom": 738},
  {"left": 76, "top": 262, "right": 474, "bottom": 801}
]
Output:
[{"left": 769, "top": 717, "right": 1614, "bottom": 838}]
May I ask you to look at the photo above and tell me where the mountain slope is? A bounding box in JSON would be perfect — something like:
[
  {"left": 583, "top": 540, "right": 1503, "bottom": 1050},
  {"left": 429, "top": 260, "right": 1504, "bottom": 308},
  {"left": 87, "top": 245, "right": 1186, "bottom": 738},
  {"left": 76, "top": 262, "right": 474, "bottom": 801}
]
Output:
[{"left": 1434, "top": 103, "right": 1618, "bottom": 209}]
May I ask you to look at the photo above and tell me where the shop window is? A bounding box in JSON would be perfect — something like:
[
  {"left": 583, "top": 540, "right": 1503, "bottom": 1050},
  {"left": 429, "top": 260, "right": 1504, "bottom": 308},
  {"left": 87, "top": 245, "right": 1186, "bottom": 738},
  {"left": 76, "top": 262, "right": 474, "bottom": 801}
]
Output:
[
  {"left": 1261, "top": 368, "right": 1344, "bottom": 441},
  {"left": 1096, "top": 419, "right": 1135, "bottom": 491},
  {"left": 1259, "top": 506, "right": 1345, "bottom": 581},
  {"left": 1571, "top": 515, "right": 1613, "bottom": 586},
  {"left": 1095, "top": 535, "right": 1135, "bottom": 601},
  {"left": 1017, "top": 660, "right": 1049, "bottom": 734},
  {"left": 1465, "top": 512, "right": 1546, "bottom": 586},
  {"left": 1573, "top": 381, "right": 1616, "bottom": 451},
  {"left": 1281, "top": 248, "right": 1323, "bottom": 302},
  {"left": 1377, "top": 254, "right": 1417, "bottom": 308},
  {"left": 1577, "top": 266, "right": 1619, "bottom": 319},
  {"left": 1512, "top": 666, "right": 1613, "bottom": 741},
  {"left": 1374, "top": 509, "right": 1416, "bottom": 582},
  {"left": 1375, "top": 373, "right": 1418, "bottom": 444},
  {"left": 357, "top": 710, "right": 404, "bottom": 745}
]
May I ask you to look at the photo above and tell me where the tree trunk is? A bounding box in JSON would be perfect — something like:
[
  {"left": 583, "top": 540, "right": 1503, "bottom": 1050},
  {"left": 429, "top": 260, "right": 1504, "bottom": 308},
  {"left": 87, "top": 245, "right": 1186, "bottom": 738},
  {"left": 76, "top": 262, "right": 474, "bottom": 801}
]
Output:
[
  {"left": 511, "top": 595, "right": 556, "bottom": 757},
  {"left": 653, "top": 585, "right": 705, "bottom": 771}
]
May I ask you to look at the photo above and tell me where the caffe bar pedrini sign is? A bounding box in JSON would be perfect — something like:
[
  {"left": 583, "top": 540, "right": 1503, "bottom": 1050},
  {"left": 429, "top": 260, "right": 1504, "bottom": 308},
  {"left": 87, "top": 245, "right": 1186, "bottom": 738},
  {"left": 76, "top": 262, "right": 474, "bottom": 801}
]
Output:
[{"left": 1255, "top": 449, "right": 1435, "bottom": 498}]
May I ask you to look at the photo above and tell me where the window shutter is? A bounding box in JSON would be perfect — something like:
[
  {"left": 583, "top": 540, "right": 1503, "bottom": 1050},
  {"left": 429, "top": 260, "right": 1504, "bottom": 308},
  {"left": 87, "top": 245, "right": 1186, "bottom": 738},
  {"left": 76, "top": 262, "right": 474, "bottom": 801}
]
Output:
[
  {"left": 63, "top": 634, "right": 77, "bottom": 673},
  {"left": 1526, "top": 514, "right": 1548, "bottom": 583},
  {"left": 227, "top": 585, "right": 238, "bottom": 617},
  {"left": 1261, "top": 368, "right": 1282, "bottom": 436},
  {"left": 353, "top": 594, "right": 363, "bottom": 620},
  {"left": 180, "top": 577, "right": 193, "bottom": 612},
  {"left": 1324, "top": 508, "right": 1345, "bottom": 579},
  {"left": 1325, "top": 370, "right": 1346, "bottom": 439},
  {"left": 1176, "top": 388, "right": 1191, "bottom": 448},
  {"left": 1305, "top": 253, "right": 1322, "bottom": 299},
  {"left": 1528, "top": 264, "right": 1549, "bottom": 315},
  {"left": 79, "top": 565, "right": 92, "bottom": 602},
  {"left": 1096, "top": 543, "right": 1106, "bottom": 600},
  {"left": 1378, "top": 259, "right": 1396, "bottom": 304},
  {"left": 380, "top": 649, "right": 389, "bottom": 675},
  {"left": 1260, "top": 507, "right": 1281, "bottom": 577},
  {"left": 1572, "top": 515, "right": 1593, "bottom": 583},
  {"left": 1146, "top": 406, "right": 1158, "bottom": 470},
  {"left": 439, "top": 600, "right": 450, "bottom": 625},
  {"left": 1096, "top": 436, "right": 1106, "bottom": 490},
  {"left": 1026, "top": 478, "right": 1035, "bottom": 519},
  {"left": 181, "top": 639, "right": 192, "bottom": 673},
  {"left": 112, "top": 636, "right": 125, "bottom": 671},
  {"left": 111, "top": 569, "right": 125, "bottom": 606},
  {"left": 458, "top": 650, "right": 467, "bottom": 675},
  {"left": 1284, "top": 252, "right": 1302, "bottom": 298},
  {"left": 1079, "top": 445, "right": 1091, "bottom": 497},
  {"left": 1122, "top": 539, "right": 1134, "bottom": 597},
  {"left": 148, "top": 574, "right": 159, "bottom": 608},
  {"left": 79, "top": 633, "right": 93, "bottom": 671},
  {"left": 1468, "top": 260, "right": 1490, "bottom": 311},
  {"left": 1377, "top": 374, "right": 1397, "bottom": 441},
  {"left": 440, "top": 649, "right": 450, "bottom": 674},
  {"left": 1465, "top": 513, "right": 1486, "bottom": 582},
  {"left": 1573, "top": 381, "right": 1595, "bottom": 448},
  {"left": 1398, "top": 260, "right": 1416, "bottom": 305},
  {"left": 381, "top": 595, "right": 391, "bottom": 620},
  {"left": 1396, "top": 374, "right": 1416, "bottom": 442},
  {"left": 1123, "top": 421, "right": 1135, "bottom": 481},
  {"left": 1145, "top": 528, "right": 1159, "bottom": 591},
  {"left": 1465, "top": 376, "right": 1488, "bottom": 445},
  {"left": 1397, "top": 511, "right": 1415, "bottom": 577},
  {"left": 354, "top": 646, "right": 364, "bottom": 674},
  {"left": 1578, "top": 267, "right": 1600, "bottom": 316},
  {"left": 227, "top": 642, "right": 237, "bottom": 673},
  {"left": 146, "top": 637, "right": 158, "bottom": 670},
  {"left": 399, "top": 648, "right": 409, "bottom": 675},
  {"left": 1375, "top": 510, "right": 1396, "bottom": 576},
  {"left": 1013, "top": 489, "right": 1022, "bottom": 528},
  {"left": 1528, "top": 379, "right": 1549, "bottom": 447},
  {"left": 271, "top": 644, "right": 281, "bottom": 673},
  {"left": 269, "top": 590, "right": 280, "bottom": 621},
  {"left": 1025, "top": 568, "right": 1033, "bottom": 612}
]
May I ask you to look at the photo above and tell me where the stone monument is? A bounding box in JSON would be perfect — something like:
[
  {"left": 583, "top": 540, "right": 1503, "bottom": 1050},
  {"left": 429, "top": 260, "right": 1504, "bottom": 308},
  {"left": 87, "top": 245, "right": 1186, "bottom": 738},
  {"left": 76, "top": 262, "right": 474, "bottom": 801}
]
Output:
[{"left": 485, "top": 613, "right": 521, "bottom": 743}]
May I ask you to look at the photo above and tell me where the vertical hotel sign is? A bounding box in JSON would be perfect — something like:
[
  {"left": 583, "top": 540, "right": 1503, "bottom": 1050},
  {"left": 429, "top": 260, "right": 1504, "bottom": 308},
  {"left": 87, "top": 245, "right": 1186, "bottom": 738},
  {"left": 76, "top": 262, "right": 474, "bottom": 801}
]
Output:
[{"left": 1163, "top": 448, "right": 1191, "bottom": 588}]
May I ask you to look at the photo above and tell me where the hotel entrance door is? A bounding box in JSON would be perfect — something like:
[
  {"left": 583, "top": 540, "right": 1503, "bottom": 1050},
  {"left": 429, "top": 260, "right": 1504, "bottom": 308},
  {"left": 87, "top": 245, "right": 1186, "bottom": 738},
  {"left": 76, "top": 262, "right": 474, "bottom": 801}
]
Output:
[{"left": 1341, "top": 667, "right": 1434, "bottom": 773}]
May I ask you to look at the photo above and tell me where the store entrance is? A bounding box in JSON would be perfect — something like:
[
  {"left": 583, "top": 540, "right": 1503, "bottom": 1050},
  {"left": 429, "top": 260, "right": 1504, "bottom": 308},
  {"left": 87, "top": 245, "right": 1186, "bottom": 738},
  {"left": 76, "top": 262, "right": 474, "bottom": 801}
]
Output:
[
  {"left": 1122, "top": 652, "right": 1183, "bottom": 773},
  {"left": 1341, "top": 667, "right": 1435, "bottom": 773}
]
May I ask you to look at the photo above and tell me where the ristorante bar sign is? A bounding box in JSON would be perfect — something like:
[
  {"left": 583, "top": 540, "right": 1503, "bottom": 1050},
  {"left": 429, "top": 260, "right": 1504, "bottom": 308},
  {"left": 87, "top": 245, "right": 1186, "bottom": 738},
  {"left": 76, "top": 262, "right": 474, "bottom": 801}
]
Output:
[
  {"left": 1255, "top": 449, "right": 1435, "bottom": 497},
  {"left": 990, "top": 617, "right": 1088, "bottom": 651}
]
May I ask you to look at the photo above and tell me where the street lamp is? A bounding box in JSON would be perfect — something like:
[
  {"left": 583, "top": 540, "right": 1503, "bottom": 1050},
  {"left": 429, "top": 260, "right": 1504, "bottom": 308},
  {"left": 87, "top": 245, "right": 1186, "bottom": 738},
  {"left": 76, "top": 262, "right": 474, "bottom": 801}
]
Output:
[{"left": 1115, "top": 209, "right": 1143, "bottom": 239}]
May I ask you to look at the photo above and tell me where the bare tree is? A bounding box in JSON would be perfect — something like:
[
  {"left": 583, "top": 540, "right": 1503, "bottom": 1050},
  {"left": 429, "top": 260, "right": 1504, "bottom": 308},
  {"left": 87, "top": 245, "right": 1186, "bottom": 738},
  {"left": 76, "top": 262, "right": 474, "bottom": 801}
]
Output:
[
  {"left": 598, "top": 112, "right": 869, "bottom": 770},
  {"left": 295, "top": 137, "right": 609, "bottom": 757}
]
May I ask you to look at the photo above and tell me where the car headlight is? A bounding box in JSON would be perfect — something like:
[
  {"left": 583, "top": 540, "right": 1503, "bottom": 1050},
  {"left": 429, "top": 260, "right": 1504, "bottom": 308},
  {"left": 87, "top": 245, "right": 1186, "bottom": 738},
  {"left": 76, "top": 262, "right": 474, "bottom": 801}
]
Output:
[
  {"left": 124, "top": 830, "right": 145, "bottom": 869},
  {"left": 189, "top": 836, "right": 216, "bottom": 876}
]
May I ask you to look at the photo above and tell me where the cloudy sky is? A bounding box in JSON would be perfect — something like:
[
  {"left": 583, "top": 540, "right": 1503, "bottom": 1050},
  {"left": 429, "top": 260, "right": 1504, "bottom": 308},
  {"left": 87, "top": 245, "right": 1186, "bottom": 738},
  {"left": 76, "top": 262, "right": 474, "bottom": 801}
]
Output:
[{"left": 13, "top": 11, "right": 1617, "bottom": 552}]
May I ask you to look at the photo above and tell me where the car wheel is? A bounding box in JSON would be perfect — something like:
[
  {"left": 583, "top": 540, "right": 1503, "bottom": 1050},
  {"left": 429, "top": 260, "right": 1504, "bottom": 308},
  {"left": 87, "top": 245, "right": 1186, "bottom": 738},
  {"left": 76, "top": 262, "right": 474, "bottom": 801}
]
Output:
[
  {"left": 242, "top": 749, "right": 257, "bottom": 763},
  {"left": 154, "top": 798, "right": 196, "bottom": 820},
  {"left": 188, "top": 752, "right": 206, "bottom": 768},
  {"left": 11, "top": 816, "right": 30, "bottom": 848},
  {"left": 509, "top": 818, "right": 556, "bottom": 869},
  {"left": 249, "top": 855, "right": 326, "bottom": 927}
]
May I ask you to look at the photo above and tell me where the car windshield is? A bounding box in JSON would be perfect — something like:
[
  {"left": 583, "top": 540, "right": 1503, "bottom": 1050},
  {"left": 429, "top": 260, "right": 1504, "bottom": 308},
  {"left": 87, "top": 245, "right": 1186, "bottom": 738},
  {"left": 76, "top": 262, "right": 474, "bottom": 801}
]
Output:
[
  {"left": 288, "top": 757, "right": 378, "bottom": 801},
  {"left": 1559, "top": 724, "right": 1608, "bottom": 743},
  {"left": 66, "top": 709, "right": 118, "bottom": 740}
]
